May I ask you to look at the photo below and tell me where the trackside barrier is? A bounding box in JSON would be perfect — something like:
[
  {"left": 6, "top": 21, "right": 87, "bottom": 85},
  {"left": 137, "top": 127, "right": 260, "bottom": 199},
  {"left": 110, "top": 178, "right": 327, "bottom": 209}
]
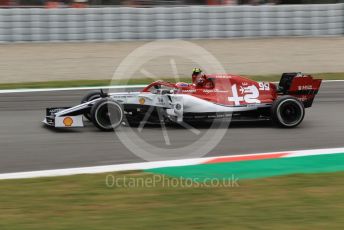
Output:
[{"left": 0, "top": 4, "right": 343, "bottom": 42}]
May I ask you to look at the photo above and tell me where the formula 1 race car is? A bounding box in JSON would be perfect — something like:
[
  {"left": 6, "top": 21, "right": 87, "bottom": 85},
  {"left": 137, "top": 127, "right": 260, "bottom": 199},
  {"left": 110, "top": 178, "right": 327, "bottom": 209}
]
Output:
[{"left": 43, "top": 72, "right": 322, "bottom": 131}]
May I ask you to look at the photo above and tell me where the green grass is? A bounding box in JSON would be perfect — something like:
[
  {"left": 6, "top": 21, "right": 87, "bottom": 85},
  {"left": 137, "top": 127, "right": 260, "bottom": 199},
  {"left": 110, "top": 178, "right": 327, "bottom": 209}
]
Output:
[
  {"left": 1, "top": 72, "right": 343, "bottom": 90},
  {"left": 0, "top": 171, "right": 343, "bottom": 229}
]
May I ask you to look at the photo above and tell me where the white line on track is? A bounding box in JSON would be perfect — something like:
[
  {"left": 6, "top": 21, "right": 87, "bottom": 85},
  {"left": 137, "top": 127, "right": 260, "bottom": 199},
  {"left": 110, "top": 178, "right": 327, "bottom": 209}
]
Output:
[
  {"left": 0, "top": 80, "right": 342, "bottom": 94},
  {"left": 0, "top": 84, "right": 146, "bottom": 94},
  {"left": 0, "top": 147, "right": 343, "bottom": 180}
]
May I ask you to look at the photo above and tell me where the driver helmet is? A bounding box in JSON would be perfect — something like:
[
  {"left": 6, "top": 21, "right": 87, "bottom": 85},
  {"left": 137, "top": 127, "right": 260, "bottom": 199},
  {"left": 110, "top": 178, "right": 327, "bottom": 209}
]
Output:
[
  {"left": 192, "top": 68, "right": 206, "bottom": 86},
  {"left": 192, "top": 68, "right": 203, "bottom": 76}
]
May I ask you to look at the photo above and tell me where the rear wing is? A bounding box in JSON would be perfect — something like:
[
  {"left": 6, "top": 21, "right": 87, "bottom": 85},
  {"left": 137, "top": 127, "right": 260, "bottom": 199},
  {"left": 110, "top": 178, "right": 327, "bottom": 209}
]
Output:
[{"left": 278, "top": 73, "right": 322, "bottom": 108}]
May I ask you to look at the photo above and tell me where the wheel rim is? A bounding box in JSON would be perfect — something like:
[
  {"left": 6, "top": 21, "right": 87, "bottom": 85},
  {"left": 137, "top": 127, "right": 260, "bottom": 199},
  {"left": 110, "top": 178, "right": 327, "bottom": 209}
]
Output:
[
  {"left": 95, "top": 102, "right": 123, "bottom": 129},
  {"left": 277, "top": 99, "right": 303, "bottom": 126}
]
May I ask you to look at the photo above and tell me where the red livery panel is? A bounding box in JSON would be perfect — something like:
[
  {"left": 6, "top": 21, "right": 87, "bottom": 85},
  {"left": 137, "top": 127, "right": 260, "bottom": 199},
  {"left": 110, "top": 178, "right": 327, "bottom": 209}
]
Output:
[{"left": 142, "top": 73, "right": 321, "bottom": 108}]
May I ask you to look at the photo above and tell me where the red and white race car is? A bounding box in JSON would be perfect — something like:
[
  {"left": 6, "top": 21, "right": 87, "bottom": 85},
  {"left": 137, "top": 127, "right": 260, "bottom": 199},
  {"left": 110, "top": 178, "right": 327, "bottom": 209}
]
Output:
[{"left": 43, "top": 71, "right": 322, "bottom": 131}]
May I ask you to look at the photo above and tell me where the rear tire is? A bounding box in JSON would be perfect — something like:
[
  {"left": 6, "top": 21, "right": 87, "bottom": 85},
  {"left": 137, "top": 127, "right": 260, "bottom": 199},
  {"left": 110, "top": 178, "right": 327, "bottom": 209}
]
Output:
[
  {"left": 271, "top": 96, "right": 305, "bottom": 128},
  {"left": 81, "top": 91, "right": 101, "bottom": 121},
  {"left": 91, "top": 98, "right": 124, "bottom": 131}
]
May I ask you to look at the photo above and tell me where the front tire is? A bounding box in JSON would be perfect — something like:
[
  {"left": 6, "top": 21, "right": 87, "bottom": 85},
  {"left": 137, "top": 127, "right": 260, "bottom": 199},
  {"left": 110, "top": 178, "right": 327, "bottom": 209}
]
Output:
[
  {"left": 90, "top": 98, "right": 124, "bottom": 131},
  {"left": 271, "top": 96, "right": 305, "bottom": 128}
]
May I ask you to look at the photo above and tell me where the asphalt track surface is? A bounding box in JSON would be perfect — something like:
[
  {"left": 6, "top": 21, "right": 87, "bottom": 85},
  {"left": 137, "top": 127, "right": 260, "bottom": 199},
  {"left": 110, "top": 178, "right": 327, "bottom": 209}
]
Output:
[{"left": 0, "top": 81, "right": 343, "bottom": 174}]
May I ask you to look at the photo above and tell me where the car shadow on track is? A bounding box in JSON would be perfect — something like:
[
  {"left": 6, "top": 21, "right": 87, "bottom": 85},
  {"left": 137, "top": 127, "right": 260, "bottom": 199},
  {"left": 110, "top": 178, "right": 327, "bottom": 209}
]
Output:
[
  {"left": 41, "top": 124, "right": 84, "bottom": 133},
  {"left": 128, "top": 120, "right": 275, "bottom": 130}
]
